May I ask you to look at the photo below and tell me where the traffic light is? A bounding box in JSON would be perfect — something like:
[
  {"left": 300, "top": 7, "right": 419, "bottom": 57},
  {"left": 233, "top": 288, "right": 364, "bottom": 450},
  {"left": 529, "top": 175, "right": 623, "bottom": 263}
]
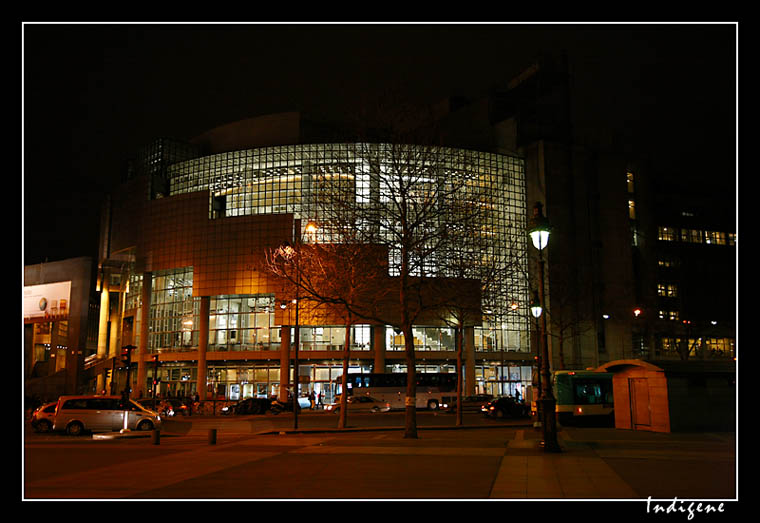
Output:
[
  {"left": 121, "top": 345, "right": 135, "bottom": 366},
  {"left": 152, "top": 354, "right": 161, "bottom": 386}
]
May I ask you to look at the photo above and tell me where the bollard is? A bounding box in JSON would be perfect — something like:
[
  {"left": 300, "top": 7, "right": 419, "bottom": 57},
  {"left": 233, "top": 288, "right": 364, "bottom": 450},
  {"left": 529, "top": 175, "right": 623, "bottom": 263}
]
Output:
[
  {"left": 151, "top": 429, "right": 160, "bottom": 445},
  {"left": 208, "top": 428, "right": 217, "bottom": 445}
]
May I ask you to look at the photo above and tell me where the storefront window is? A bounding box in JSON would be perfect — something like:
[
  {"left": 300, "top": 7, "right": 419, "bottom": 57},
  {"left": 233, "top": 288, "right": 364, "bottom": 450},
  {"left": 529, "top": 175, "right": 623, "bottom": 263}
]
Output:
[
  {"left": 150, "top": 361, "right": 197, "bottom": 398},
  {"left": 475, "top": 363, "right": 532, "bottom": 398}
]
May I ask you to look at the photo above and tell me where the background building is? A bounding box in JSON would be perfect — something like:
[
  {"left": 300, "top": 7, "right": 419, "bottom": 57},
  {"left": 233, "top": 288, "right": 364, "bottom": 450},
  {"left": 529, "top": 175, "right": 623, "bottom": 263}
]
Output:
[
  {"left": 480, "top": 55, "right": 736, "bottom": 369},
  {"left": 24, "top": 257, "right": 100, "bottom": 400}
]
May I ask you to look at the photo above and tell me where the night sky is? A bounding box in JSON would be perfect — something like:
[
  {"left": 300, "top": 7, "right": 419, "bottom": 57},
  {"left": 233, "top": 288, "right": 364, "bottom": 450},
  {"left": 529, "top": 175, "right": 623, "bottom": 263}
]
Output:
[{"left": 22, "top": 23, "right": 737, "bottom": 266}]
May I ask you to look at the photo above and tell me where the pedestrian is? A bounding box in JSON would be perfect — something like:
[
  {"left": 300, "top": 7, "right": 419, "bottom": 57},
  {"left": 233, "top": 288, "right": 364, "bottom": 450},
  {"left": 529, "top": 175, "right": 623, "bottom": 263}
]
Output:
[
  {"left": 317, "top": 392, "right": 323, "bottom": 409},
  {"left": 192, "top": 391, "right": 200, "bottom": 415},
  {"left": 309, "top": 390, "right": 316, "bottom": 409}
]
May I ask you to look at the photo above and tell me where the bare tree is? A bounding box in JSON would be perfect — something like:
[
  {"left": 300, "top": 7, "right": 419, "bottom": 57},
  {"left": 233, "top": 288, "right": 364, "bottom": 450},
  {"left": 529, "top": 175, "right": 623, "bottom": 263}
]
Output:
[
  {"left": 291, "top": 143, "right": 487, "bottom": 437},
  {"left": 266, "top": 237, "right": 391, "bottom": 429}
]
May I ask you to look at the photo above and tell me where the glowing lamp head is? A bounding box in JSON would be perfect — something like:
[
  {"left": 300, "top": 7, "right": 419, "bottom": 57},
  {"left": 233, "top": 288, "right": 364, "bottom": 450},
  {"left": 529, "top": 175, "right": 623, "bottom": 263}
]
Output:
[
  {"left": 528, "top": 202, "right": 551, "bottom": 250},
  {"left": 529, "top": 291, "right": 542, "bottom": 319}
]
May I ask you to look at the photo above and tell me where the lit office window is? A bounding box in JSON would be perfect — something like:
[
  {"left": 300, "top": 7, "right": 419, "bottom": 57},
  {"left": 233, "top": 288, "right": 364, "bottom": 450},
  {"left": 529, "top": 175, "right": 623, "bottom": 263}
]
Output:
[
  {"left": 680, "top": 229, "right": 703, "bottom": 243},
  {"left": 657, "top": 283, "right": 678, "bottom": 297},
  {"left": 658, "top": 227, "right": 676, "bottom": 241},
  {"left": 705, "top": 231, "right": 726, "bottom": 245},
  {"left": 658, "top": 310, "right": 679, "bottom": 321}
]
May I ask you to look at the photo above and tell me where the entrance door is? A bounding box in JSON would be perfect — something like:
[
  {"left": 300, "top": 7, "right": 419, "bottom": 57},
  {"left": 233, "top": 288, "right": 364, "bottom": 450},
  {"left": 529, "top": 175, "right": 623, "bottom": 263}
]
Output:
[{"left": 629, "top": 378, "right": 651, "bottom": 429}]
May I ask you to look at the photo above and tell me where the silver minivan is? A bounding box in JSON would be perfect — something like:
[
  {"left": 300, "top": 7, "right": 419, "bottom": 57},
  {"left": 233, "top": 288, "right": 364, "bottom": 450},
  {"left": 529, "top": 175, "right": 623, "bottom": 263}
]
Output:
[{"left": 52, "top": 395, "right": 162, "bottom": 435}]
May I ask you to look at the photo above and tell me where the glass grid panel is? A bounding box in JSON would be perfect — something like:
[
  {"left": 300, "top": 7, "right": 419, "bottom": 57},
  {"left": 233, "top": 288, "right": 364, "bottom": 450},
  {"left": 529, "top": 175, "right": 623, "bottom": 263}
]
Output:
[
  {"left": 149, "top": 267, "right": 199, "bottom": 352},
  {"left": 208, "top": 295, "right": 277, "bottom": 351},
  {"left": 167, "top": 143, "right": 530, "bottom": 352}
]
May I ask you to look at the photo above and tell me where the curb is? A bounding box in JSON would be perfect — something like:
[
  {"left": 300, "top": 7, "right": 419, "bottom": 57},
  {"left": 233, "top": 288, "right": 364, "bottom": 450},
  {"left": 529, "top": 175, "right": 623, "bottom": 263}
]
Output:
[{"left": 256, "top": 422, "right": 535, "bottom": 436}]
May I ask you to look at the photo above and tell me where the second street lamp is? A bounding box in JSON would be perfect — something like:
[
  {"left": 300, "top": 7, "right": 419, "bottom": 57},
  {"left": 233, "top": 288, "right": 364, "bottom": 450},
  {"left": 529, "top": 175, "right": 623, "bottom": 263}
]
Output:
[{"left": 528, "top": 202, "right": 561, "bottom": 453}]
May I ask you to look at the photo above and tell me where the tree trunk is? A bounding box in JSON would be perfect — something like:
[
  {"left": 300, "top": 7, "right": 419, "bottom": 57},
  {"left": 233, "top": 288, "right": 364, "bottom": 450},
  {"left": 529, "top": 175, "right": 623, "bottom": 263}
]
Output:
[
  {"left": 404, "top": 323, "right": 417, "bottom": 438},
  {"left": 399, "top": 241, "right": 417, "bottom": 439},
  {"left": 456, "top": 326, "right": 463, "bottom": 427}
]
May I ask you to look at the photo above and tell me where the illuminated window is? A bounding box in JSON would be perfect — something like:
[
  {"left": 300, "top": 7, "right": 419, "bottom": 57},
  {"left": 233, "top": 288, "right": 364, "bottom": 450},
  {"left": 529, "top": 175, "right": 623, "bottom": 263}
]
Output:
[
  {"left": 150, "top": 268, "right": 199, "bottom": 352},
  {"left": 705, "top": 231, "right": 726, "bottom": 245},
  {"left": 626, "top": 171, "right": 635, "bottom": 193},
  {"left": 657, "top": 283, "right": 678, "bottom": 297},
  {"left": 658, "top": 258, "right": 679, "bottom": 268},
  {"left": 680, "top": 229, "right": 703, "bottom": 243},
  {"left": 658, "top": 310, "right": 679, "bottom": 321},
  {"left": 628, "top": 200, "right": 636, "bottom": 220},
  {"left": 209, "top": 295, "right": 276, "bottom": 352},
  {"left": 658, "top": 227, "right": 676, "bottom": 241}
]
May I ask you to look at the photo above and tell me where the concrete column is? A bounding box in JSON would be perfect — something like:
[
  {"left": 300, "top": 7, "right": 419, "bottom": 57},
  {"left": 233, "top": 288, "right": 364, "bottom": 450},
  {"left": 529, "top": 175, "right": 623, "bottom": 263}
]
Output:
[
  {"left": 108, "top": 292, "right": 120, "bottom": 359},
  {"left": 135, "top": 272, "right": 152, "bottom": 399},
  {"left": 372, "top": 325, "right": 386, "bottom": 373},
  {"left": 279, "top": 325, "right": 291, "bottom": 401},
  {"left": 465, "top": 326, "right": 476, "bottom": 396},
  {"left": 97, "top": 286, "right": 109, "bottom": 358},
  {"left": 197, "top": 296, "right": 210, "bottom": 401},
  {"left": 50, "top": 321, "right": 61, "bottom": 374}
]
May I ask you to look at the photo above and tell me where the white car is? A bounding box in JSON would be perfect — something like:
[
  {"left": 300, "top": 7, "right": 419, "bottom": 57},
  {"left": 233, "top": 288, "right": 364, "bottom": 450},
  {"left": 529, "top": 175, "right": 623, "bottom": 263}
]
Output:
[
  {"left": 325, "top": 395, "right": 391, "bottom": 414},
  {"left": 52, "top": 395, "right": 161, "bottom": 435}
]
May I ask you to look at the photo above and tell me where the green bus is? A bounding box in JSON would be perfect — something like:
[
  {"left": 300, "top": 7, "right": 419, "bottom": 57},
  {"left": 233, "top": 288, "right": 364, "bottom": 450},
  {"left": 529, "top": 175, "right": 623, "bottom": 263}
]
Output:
[{"left": 553, "top": 370, "right": 614, "bottom": 426}]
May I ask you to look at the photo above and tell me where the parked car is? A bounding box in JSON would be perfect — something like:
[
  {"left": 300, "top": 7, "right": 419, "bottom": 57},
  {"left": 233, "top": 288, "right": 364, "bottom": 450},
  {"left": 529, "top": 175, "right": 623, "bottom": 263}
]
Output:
[
  {"left": 30, "top": 402, "right": 57, "bottom": 432},
  {"left": 481, "top": 396, "right": 530, "bottom": 419},
  {"left": 325, "top": 395, "right": 391, "bottom": 414},
  {"left": 221, "top": 397, "right": 272, "bottom": 415},
  {"left": 53, "top": 395, "right": 162, "bottom": 435}
]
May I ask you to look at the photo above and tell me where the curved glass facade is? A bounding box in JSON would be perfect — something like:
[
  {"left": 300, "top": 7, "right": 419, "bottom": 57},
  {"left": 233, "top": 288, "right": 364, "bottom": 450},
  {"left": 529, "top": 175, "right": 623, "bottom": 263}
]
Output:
[{"left": 167, "top": 143, "right": 530, "bottom": 345}]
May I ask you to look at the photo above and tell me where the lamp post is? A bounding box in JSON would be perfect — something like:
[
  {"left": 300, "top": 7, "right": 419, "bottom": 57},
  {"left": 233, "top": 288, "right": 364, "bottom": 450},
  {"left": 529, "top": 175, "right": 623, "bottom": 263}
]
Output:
[
  {"left": 279, "top": 219, "right": 318, "bottom": 430},
  {"left": 529, "top": 290, "right": 543, "bottom": 428},
  {"left": 528, "top": 202, "right": 561, "bottom": 453}
]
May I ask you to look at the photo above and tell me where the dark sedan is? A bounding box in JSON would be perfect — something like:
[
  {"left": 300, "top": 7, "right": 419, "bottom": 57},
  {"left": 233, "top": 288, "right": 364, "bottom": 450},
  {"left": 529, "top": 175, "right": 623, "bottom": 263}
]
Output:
[
  {"left": 482, "top": 396, "right": 530, "bottom": 419},
  {"left": 221, "top": 397, "right": 272, "bottom": 415}
]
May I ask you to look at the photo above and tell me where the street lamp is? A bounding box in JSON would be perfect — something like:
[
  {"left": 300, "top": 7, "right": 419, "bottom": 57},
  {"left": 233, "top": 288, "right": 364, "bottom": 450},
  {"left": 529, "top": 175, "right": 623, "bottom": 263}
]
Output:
[
  {"left": 529, "top": 291, "right": 543, "bottom": 320},
  {"left": 528, "top": 202, "right": 561, "bottom": 453},
  {"left": 278, "top": 219, "right": 318, "bottom": 430},
  {"left": 529, "top": 290, "right": 543, "bottom": 428}
]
